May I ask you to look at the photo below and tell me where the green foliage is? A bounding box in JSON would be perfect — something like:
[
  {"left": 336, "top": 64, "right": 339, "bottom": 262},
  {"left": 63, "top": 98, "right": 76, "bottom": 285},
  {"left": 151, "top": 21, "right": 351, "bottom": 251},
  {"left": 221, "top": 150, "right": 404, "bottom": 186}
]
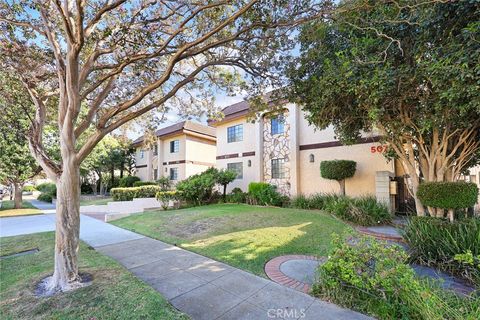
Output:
[
  {"left": 118, "top": 176, "right": 141, "bottom": 188},
  {"left": 22, "top": 186, "right": 36, "bottom": 192},
  {"left": 176, "top": 168, "right": 218, "bottom": 205},
  {"left": 156, "top": 177, "right": 171, "bottom": 191},
  {"left": 0, "top": 72, "right": 39, "bottom": 187},
  {"left": 290, "top": 193, "right": 390, "bottom": 226},
  {"left": 133, "top": 181, "right": 157, "bottom": 187},
  {"left": 111, "top": 186, "right": 162, "bottom": 201},
  {"left": 37, "top": 193, "right": 53, "bottom": 203},
  {"left": 247, "top": 182, "right": 283, "bottom": 206},
  {"left": 225, "top": 187, "right": 247, "bottom": 204},
  {"left": 403, "top": 217, "right": 480, "bottom": 284},
  {"left": 320, "top": 160, "right": 356, "bottom": 181},
  {"left": 36, "top": 183, "right": 56, "bottom": 200},
  {"left": 417, "top": 182, "right": 478, "bottom": 209},
  {"left": 156, "top": 191, "right": 181, "bottom": 210},
  {"left": 314, "top": 235, "right": 479, "bottom": 320}
]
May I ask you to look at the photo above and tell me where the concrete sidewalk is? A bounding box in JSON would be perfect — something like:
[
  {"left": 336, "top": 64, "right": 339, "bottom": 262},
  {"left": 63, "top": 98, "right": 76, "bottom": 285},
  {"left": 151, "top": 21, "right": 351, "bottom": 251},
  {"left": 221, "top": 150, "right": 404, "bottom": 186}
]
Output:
[{"left": 1, "top": 203, "right": 372, "bottom": 320}]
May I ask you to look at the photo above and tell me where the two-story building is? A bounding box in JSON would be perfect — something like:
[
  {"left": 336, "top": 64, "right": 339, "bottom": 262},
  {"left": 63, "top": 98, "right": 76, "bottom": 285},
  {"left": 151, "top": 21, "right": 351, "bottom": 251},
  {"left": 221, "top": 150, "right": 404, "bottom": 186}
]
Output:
[
  {"left": 132, "top": 121, "right": 216, "bottom": 182},
  {"left": 209, "top": 100, "right": 396, "bottom": 198}
]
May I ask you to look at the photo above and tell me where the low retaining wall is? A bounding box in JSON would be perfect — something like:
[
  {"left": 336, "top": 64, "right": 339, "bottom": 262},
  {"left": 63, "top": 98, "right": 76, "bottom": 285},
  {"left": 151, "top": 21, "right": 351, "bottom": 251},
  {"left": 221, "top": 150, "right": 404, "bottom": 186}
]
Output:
[{"left": 80, "top": 197, "right": 176, "bottom": 222}]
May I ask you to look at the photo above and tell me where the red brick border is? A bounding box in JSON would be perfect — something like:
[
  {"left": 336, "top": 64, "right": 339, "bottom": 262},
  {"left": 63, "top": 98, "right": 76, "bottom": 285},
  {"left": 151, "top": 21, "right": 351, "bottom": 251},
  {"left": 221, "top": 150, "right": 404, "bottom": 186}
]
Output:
[
  {"left": 355, "top": 226, "right": 404, "bottom": 242},
  {"left": 264, "top": 255, "right": 325, "bottom": 294}
]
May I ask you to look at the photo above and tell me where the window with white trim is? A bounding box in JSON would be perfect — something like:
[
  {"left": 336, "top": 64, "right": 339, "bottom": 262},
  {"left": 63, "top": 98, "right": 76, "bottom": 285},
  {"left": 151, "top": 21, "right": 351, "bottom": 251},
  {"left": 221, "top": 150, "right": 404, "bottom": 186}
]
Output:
[
  {"left": 169, "top": 168, "right": 178, "bottom": 180},
  {"left": 271, "top": 158, "right": 286, "bottom": 179},
  {"left": 227, "top": 124, "right": 243, "bottom": 143}
]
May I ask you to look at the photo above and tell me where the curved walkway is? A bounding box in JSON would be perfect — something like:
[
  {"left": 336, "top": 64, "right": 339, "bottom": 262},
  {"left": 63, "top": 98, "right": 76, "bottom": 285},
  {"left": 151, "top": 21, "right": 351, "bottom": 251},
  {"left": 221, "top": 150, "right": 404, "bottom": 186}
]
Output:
[{"left": 0, "top": 201, "right": 373, "bottom": 320}]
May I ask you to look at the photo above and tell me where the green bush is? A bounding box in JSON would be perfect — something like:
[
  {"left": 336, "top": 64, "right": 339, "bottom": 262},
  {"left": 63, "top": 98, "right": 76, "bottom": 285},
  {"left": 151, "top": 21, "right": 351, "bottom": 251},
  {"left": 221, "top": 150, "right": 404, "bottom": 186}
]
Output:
[
  {"left": 290, "top": 193, "right": 390, "bottom": 226},
  {"left": 226, "top": 187, "right": 247, "bottom": 203},
  {"left": 176, "top": 168, "right": 217, "bottom": 205},
  {"left": 36, "top": 182, "right": 56, "bottom": 195},
  {"left": 110, "top": 185, "right": 162, "bottom": 201},
  {"left": 156, "top": 177, "right": 171, "bottom": 191},
  {"left": 247, "top": 182, "right": 283, "bottom": 206},
  {"left": 314, "top": 235, "right": 479, "bottom": 319},
  {"left": 403, "top": 217, "right": 480, "bottom": 284},
  {"left": 156, "top": 191, "right": 180, "bottom": 210},
  {"left": 37, "top": 192, "right": 53, "bottom": 203},
  {"left": 417, "top": 182, "right": 478, "bottom": 210},
  {"left": 118, "top": 176, "right": 140, "bottom": 188},
  {"left": 320, "top": 160, "right": 356, "bottom": 180},
  {"left": 22, "top": 185, "right": 36, "bottom": 192},
  {"left": 133, "top": 181, "right": 157, "bottom": 187}
]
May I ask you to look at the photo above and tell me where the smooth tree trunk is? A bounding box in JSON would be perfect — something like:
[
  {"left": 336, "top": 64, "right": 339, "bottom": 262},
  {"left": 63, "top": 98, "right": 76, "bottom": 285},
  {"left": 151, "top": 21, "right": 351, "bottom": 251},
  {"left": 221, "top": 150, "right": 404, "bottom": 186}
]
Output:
[
  {"left": 46, "top": 156, "right": 83, "bottom": 293},
  {"left": 338, "top": 180, "right": 346, "bottom": 196},
  {"left": 13, "top": 182, "right": 23, "bottom": 209}
]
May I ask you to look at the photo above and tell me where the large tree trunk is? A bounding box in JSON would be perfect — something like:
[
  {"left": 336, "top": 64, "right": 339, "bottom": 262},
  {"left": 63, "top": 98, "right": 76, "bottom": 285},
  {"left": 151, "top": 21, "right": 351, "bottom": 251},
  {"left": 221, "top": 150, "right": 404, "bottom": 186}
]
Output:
[
  {"left": 13, "top": 182, "right": 23, "bottom": 209},
  {"left": 46, "top": 157, "right": 83, "bottom": 293}
]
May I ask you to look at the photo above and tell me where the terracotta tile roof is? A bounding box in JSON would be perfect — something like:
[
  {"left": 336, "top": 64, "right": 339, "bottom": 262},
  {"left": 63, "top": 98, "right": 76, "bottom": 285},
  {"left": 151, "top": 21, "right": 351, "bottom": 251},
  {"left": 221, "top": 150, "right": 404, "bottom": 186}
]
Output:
[{"left": 132, "top": 120, "right": 215, "bottom": 146}]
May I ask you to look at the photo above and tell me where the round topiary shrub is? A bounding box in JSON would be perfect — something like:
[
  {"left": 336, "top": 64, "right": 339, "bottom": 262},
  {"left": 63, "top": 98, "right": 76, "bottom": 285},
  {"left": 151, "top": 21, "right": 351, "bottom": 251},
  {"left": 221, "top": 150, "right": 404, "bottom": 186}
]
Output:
[
  {"left": 417, "top": 182, "right": 478, "bottom": 210},
  {"left": 320, "top": 160, "right": 356, "bottom": 195}
]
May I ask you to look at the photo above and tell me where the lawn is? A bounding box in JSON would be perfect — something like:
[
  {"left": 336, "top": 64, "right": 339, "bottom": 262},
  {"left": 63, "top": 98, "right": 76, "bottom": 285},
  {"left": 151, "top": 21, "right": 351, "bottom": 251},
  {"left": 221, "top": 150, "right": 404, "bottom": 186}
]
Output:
[
  {"left": 0, "top": 201, "right": 41, "bottom": 217},
  {"left": 0, "top": 232, "right": 188, "bottom": 320},
  {"left": 80, "top": 197, "right": 113, "bottom": 206},
  {"left": 112, "top": 204, "right": 352, "bottom": 276}
]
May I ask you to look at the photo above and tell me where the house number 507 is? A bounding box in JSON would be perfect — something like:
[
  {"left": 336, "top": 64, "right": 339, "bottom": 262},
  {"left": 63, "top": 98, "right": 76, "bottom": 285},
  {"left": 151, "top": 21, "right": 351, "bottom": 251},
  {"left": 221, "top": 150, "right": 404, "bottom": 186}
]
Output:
[{"left": 371, "top": 145, "right": 388, "bottom": 153}]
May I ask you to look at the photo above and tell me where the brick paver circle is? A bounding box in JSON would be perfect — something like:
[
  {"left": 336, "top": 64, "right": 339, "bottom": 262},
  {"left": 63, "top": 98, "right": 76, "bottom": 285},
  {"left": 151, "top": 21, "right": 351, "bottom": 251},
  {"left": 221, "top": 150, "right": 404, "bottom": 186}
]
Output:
[{"left": 264, "top": 255, "right": 326, "bottom": 293}]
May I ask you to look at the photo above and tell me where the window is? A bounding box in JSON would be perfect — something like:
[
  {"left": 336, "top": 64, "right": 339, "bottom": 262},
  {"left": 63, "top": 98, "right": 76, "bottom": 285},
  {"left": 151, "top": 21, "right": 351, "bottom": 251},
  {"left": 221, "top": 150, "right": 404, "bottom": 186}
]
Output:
[
  {"left": 153, "top": 169, "right": 158, "bottom": 180},
  {"left": 271, "top": 115, "right": 285, "bottom": 135},
  {"left": 139, "top": 149, "right": 144, "bottom": 159},
  {"left": 227, "top": 124, "right": 243, "bottom": 143},
  {"left": 169, "top": 168, "right": 178, "bottom": 180},
  {"left": 227, "top": 162, "right": 243, "bottom": 179},
  {"left": 153, "top": 144, "right": 158, "bottom": 155},
  {"left": 170, "top": 140, "right": 180, "bottom": 153},
  {"left": 271, "top": 158, "right": 286, "bottom": 179}
]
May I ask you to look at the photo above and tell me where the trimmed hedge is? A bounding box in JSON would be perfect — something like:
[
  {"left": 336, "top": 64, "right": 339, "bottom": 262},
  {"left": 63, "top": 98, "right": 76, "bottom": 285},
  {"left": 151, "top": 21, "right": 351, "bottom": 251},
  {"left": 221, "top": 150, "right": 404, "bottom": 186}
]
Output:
[
  {"left": 36, "top": 182, "right": 56, "bottom": 195},
  {"left": 133, "top": 181, "right": 157, "bottom": 187},
  {"left": 111, "top": 185, "right": 162, "bottom": 201},
  {"left": 320, "top": 160, "right": 356, "bottom": 181},
  {"left": 118, "top": 176, "right": 140, "bottom": 188},
  {"left": 156, "top": 191, "right": 181, "bottom": 210},
  {"left": 37, "top": 192, "right": 53, "bottom": 203},
  {"left": 226, "top": 187, "right": 247, "bottom": 203},
  {"left": 23, "top": 185, "right": 36, "bottom": 192},
  {"left": 417, "top": 182, "right": 478, "bottom": 209}
]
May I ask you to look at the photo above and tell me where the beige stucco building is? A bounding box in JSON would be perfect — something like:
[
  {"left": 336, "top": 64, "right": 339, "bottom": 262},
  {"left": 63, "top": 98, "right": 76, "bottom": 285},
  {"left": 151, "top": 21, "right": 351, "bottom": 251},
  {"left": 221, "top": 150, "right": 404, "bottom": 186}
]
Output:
[
  {"left": 209, "top": 101, "right": 396, "bottom": 199},
  {"left": 133, "top": 121, "right": 216, "bottom": 182}
]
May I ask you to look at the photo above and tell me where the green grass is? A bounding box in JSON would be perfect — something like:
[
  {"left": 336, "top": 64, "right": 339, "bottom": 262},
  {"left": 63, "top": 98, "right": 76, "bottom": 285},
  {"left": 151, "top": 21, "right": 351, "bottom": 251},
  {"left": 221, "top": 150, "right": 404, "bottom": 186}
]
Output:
[
  {"left": 0, "top": 200, "right": 36, "bottom": 211},
  {"left": 80, "top": 197, "right": 113, "bottom": 206},
  {"left": 112, "top": 204, "right": 351, "bottom": 276},
  {"left": 0, "top": 232, "right": 188, "bottom": 320}
]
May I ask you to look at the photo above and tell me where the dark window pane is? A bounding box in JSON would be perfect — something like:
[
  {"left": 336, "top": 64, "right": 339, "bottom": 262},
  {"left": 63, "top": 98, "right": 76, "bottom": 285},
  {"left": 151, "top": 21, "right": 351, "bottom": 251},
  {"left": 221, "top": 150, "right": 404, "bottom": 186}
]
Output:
[
  {"left": 227, "top": 124, "right": 243, "bottom": 143},
  {"left": 227, "top": 162, "right": 243, "bottom": 179}
]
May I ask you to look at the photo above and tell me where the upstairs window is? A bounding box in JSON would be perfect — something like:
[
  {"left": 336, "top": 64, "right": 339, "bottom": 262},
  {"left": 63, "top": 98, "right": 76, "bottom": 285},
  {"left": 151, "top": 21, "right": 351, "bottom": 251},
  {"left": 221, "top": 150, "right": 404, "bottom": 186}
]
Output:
[
  {"left": 139, "top": 149, "right": 144, "bottom": 159},
  {"left": 227, "top": 124, "right": 243, "bottom": 143},
  {"left": 170, "top": 140, "right": 180, "bottom": 153},
  {"left": 271, "top": 158, "right": 286, "bottom": 179},
  {"left": 271, "top": 115, "right": 285, "bottom": 135},
  {"left": 227, "top": 162, "right": 243, "bottom": 179},
  {"left": 153, "top": 144, "right": 158, "bottom": 156}
]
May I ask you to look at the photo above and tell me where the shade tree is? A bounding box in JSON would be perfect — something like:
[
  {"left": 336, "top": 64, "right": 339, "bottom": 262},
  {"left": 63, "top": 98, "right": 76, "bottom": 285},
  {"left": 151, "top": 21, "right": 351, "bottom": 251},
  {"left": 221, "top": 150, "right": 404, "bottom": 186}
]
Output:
[{"left": 0, "top": 0, "right": 329, "bottom": 294}]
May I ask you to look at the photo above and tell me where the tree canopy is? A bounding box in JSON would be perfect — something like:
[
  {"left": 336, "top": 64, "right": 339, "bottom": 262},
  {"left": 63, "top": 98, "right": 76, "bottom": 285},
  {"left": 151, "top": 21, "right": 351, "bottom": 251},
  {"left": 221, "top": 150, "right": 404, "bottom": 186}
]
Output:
[{"left": 288, "top": 0, "right": 480, "bottom": 216}]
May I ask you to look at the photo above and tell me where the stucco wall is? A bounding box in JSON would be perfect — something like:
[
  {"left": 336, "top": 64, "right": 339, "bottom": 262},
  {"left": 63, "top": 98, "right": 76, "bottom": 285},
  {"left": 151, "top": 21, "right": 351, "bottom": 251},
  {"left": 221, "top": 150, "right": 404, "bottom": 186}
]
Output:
[
  {"left": 298, "top": 142, "right": 395, "bottom": 197},
  {"left": 185, "top": 135, "right": 216, "bottom": 165},
  {"left": 162, "top": 134, "right": 186, "bottom": 163}
]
